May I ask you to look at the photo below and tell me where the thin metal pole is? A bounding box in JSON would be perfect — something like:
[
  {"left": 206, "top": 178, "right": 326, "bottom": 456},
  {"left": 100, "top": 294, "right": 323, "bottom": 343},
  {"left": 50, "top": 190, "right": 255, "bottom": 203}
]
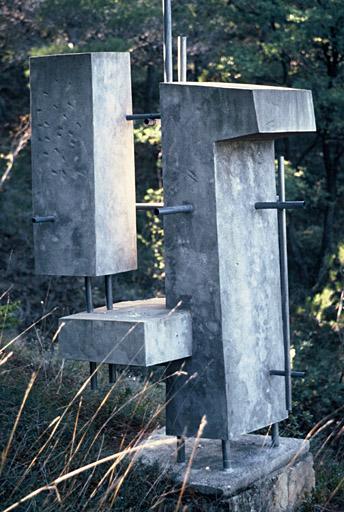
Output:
[
  {"left": 271, "top": 422, "right": 280, "bottom": 447},
  {"left": 85, "top": 277, "right": 97, "bottom": 389},
  {"left": 162, "top": 0, "right": 173, "bottom": 82},
  {"left": 85, "top": 276, "right": 93, "bottom": 313},
  {"left": 105, "top": 275, "right": 117, "bottom": 384},
  {"left": 176, "top": 436, "right": 186, "bottom": 463},
  {"left": 89, "top": 361, "right": 98, "bottom": 391},
  {"left": 222, "top": 440, "right": 230, "bottom": 471},
  {"left": 277, "top": 156, "right": 292, "bottom": 412},
  {"left": 105, "top": 275, "right": 113, "bottom": 310},
  {"left": 177, "top": 36, "right": 187, "bottom": 82}
]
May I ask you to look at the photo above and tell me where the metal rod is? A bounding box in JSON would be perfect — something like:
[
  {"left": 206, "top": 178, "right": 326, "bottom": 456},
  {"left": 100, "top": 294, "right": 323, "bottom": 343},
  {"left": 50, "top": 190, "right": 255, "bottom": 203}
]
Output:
[
  {"left": 105, "top": 275, "right": 116, "bottom": 384},
  {"left": 270, "top": 370, "right": 305, "bottom": 378},
  {"left": 105, "top": 275, "right": 113, "bottom": 311},
  {"left": 136, "top": 203, "right": 164, "bottom": 211},
  {"left": 176, "top": 436, "right": 186, "bottom": 463},
  {"left": 255, "top": 201, "right": 305, "bottom": 210},
  {"left": 271, "top": 423, "right": 280, "bottom": 447},
  {"left": 85, "top": 277, "right": 93, "bottom": 313},
  {"left": 85, "top": 277, "right": 97, "bottom": 389},
  {"left": 126, "top": 113, "right": 161, "bottom": 121},
  {"left": 109, "top": 364, "right": 117, "bottom": 384},
  {"left": 162, "top": 0, "right": 173, "bottom": 82},
  {"left": 177, "top": 36, "right": 187, "bottom": 82},
  {"left": 277, "top": 156, "right": 292, "bottom": 412},
  {"left": 89, "top": 361, "right": 98, "bottom": 390},
  {"left": 154, "top": 204, "right": 193, "bottom": 216},
  {"left": 221, "top": 440, "right": 230, "bottom": 472},
  {"left": 32, "top": 215, "right": 56, "bottom": 223}
]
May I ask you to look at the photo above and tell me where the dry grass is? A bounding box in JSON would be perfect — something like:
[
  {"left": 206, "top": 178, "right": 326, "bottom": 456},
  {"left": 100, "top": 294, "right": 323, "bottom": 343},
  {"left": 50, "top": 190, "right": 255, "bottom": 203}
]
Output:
[{"left": 0, "top": 314, "right": 343, "bottom": 511}]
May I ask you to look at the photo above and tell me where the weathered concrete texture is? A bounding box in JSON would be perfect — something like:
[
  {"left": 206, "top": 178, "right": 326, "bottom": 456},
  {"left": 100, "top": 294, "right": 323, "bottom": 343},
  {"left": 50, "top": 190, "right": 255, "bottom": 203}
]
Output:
[
  {"left": 138, "top": 429, "right": 315, "bottom": 511},
  {"left": 30, "top": 52, "right": 137, "bottom": 276},
  {"left": 215, "top": 139, "right": 286, "bottom": 436},
  {"left": 160, "top": 83, "right": 316, "bottom": 440},
  {"left": 58, "top": 298, "right": 192, "bottom": 366}
]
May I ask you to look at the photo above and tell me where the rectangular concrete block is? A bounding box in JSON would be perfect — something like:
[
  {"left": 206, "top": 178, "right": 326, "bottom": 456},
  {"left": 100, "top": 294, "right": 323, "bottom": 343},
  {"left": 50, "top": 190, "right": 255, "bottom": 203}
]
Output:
[
  {"left": 30, "top": 52, "right": 137, "bottom": 276},
  {"left": 58, "top": 298, "right": 192, "bottom": 366}
]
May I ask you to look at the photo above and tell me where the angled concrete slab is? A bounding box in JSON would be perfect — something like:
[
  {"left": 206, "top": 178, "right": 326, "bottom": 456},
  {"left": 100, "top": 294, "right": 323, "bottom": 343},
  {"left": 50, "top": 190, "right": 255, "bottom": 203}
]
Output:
[
  {"left": 30, "top": 52, "right": 137, "bottom": 276},
  {"left": 58, "top": 298, "right": 192, "bottom": 366}
]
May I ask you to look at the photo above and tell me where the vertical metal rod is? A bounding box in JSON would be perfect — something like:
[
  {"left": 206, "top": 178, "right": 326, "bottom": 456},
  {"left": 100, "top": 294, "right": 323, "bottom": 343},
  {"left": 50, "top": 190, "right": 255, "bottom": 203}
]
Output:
[
  {"left": 162, "top": 0, "right": 173, "bottom": 82},
  {"left": 105, "top": 275, "right": 117, "bottom": 383},
  {"left": 89, "top": 361, "right": 98, "bottom": 390},
  {"left": 85, "top": 277, "right": 97, "bottom": 389},
  {"left": 176, "top": 436, "right": 186, "bottom": 463},
  {"left": 109, "top": 364, "right": 117, "bottom": 384},
  {"left": 85, "top": 276, "right": 93, "bottom": 313},
  {"left": 105, "top": 275, "right": 113, "bottom": 310},
  {"left": 271, "top": 422, "right": 280, "bottom": 447},
  {"left": 221, "top": 440, "right": 230, "bottom": 471},
  {"left": 277, "top": 156, "right": 292, "bottom": 412},
  {"left": 177, "top": 36, "right": 187, "bottom": 82}
]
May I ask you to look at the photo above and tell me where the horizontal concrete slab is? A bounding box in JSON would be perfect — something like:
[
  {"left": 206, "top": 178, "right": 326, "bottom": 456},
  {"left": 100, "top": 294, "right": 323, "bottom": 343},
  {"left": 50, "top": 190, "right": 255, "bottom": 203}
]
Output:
[
  {"left": 58, "top": 298, "right": 192, "bottom": 366},
  {"left": 160, "top": 82, "right": 316, "bottom": 141}
]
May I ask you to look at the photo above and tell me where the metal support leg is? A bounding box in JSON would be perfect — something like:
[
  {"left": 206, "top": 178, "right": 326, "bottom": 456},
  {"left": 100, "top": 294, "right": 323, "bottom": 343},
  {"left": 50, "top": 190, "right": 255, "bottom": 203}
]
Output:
[
  {"left": 89, "top": 361, "right": 98, "bottom": 390},
  {"left": 85, "top": 277, "right": 97, "bottom": 390},
  {"left": 108, "top": 363, "right": 117, "bottom": 384},
  {"left": 271, "top": 422, "right": 280, "bottom": 447},
  {"left": 222, "top": 440, "right": 230, "bottom": 472},
  {"left": 176, "top": 436, "right": 186, "bottom": 463},
  {"left": 105, "top": 275, "right": 117, "bottom": 384}
]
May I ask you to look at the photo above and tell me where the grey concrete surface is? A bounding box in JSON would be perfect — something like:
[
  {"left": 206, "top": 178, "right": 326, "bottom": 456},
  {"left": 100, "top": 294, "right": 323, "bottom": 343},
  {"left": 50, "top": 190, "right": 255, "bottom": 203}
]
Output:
[
  {"left": 58, "top": 298, "right": 192, "bottom": 366},
  {"left": 30, "top": 52, "right": 137, "bottom": 276},
  {"left": 138, "top": 428, "right": 314, "bottom": 506},
  {"left": 160, "top": 82, "right": 316, "bottom": 439}
]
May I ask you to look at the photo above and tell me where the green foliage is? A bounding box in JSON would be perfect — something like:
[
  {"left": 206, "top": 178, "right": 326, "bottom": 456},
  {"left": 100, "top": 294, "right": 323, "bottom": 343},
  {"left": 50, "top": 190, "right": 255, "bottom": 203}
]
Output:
[{"left": 0, "top": 300, "right": 20, "bottom": 329}]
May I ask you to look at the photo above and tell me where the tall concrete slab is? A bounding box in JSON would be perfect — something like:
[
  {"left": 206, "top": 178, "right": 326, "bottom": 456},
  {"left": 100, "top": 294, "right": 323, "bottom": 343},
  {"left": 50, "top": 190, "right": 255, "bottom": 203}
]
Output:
[
  {"left": 160, "top": 83, "right": 316, "bottom": 440},
  {"left": 30, "top": 52, "right": 137, "bottom": 276}
]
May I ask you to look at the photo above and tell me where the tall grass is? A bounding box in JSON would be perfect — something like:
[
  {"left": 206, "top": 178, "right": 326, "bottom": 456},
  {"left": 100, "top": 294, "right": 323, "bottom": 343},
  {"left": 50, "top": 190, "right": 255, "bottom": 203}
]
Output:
[{"left": 0, "top": 306, "right": 343, "bottom": 511}]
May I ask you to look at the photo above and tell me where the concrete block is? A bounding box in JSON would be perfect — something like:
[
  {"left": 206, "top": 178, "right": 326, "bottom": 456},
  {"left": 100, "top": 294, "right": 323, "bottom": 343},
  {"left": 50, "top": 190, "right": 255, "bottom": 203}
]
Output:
[
  {"left": 160, "top": 82, "right": 316, "bottom": 440},
  {"left": 138, "top": 429, "right": 315, "bottom": 511},
  {"left": 58, "top": 298, "right": 192, "bottom": 366},
  {"left": 30, "top": 52, "right": 137, "bottom": 276}
]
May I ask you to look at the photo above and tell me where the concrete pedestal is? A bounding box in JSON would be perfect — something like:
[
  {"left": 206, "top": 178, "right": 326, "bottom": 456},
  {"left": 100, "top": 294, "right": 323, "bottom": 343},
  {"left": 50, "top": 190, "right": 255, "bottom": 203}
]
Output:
[{"left": 139, "top": 429, "right": 315, "bottom": 511}]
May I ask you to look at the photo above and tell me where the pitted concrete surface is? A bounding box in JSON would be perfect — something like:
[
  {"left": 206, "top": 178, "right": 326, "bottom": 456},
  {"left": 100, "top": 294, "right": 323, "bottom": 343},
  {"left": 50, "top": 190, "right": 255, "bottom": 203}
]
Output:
[{"left": 31, "top": 52, "right": 136, "bottom": 276}]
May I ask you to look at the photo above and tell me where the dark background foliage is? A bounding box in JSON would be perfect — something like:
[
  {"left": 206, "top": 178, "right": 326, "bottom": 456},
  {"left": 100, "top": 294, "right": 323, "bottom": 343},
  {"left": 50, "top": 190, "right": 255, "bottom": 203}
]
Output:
[{"left": 0, "top": 1, "right": 343, "bottom": 510}]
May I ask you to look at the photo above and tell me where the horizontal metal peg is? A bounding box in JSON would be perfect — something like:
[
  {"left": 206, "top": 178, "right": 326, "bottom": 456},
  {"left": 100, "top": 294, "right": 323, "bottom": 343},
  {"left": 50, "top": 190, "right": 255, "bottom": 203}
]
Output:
[
  {"left": 32, "top": 215, "right": 56, "bottom": 223},
  {"left": 136, "top": 203, "right": 164, "bottom": 211},
  {"left": 154, "top": 204, "right": 193, "bottom": 216},
  {"left": 270, "top": 370, "right": 305, "bottom": 378},
  {"left": 126, "top": 113, "right": 161, "bottom": 122},
  {"left": 255, "top": 201, "right": 305, "bottom": 210}
]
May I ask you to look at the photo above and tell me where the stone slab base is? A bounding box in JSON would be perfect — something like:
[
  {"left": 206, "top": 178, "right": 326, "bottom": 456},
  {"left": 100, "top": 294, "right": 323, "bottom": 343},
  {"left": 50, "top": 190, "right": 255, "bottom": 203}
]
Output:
[{"left": 138, "top": 429, "right": 315, "bottom": 511}]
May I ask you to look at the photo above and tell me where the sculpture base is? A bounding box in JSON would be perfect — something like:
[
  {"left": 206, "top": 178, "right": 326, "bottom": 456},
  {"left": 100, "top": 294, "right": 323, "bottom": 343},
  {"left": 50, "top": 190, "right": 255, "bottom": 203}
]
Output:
[{"left": 138, "top": 429, "right": 315, "bottom": 511}]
